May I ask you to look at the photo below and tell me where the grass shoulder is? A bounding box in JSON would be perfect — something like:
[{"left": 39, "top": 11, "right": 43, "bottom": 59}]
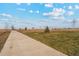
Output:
[{"left": 19, "top": 30, "right": 79, "bottom": 56}]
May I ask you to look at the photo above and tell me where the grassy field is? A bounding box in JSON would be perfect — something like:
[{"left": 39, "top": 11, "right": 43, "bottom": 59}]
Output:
[
  {"left": 19, "top": 30, "right": 79, "bottom": 56},
  {"left": 0, "top": 30, "right": 11, "bottom": 52}
]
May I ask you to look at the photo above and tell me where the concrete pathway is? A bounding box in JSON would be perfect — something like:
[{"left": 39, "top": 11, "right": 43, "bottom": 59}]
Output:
[{"left": 0, "top": 31, "right": 67, "bottom": 56}]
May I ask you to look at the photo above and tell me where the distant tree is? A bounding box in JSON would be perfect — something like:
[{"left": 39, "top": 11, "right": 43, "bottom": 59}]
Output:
[
  {"left": 11, "top": 25, "right": 14, "bottom": 30},
  {"left": 25, "top": 27, "right": 27, "bottom": 30},
  {"left": 44, "top": 26, "right": 50, "bottom": 33},
  {"left": 32, "top": 27, "right": 34, "bottom": 29},
  {"left": 19, "top": 28, "right": 21, "bottom": 30}
]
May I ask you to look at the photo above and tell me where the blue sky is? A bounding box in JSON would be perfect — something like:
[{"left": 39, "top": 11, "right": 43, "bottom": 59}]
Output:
[{"left": 0, "top": 3, "right": 79, "bottom": 29}]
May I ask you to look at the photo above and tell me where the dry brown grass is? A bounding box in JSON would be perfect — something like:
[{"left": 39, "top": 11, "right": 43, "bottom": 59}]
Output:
[{"left": 0, "top": 29, "right": 11, "bottom": 52}]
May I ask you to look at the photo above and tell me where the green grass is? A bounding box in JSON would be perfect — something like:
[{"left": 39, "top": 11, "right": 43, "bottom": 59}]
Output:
[
  {"left": 20, "top": 30, "right": 79, "bottom": 56},
  {"left": 0, "top": 31, "right": 10, "bottom": 52}
]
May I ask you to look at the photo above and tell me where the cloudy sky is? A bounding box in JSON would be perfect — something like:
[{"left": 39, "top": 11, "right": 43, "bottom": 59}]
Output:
[{"left": 0, "top": 3, "right": 79, "bottom": 29}]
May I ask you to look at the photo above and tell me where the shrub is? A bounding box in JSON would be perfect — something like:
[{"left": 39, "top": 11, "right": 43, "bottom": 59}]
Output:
[
  {"left": 44, "top": 26, "right": 50, "bottom": 33},
  {"left": 25, "top": 27, "right": 27, "bottom": 30}
]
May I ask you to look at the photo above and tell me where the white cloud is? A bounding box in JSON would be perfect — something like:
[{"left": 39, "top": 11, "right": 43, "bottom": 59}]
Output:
[
  {"left": 75, "top": 5, "right": 79, "bottom": 9},
  {"left": 51, "top": 16, "right": 65, "bottom": 20},
  {"left": 68, "top": 5, "right": 73, "bottom": 9},
  {"left": 64, "top": 6, "right": 66, "bottom": 8},
  {"left": 40, "top": 3, "right": 43, "bottom": 5},
  {"left": 43, "top": 13, "right": 48, "bottom": 16},
  {"left": 67, "top": 11, "right": 74, "bottom": 16},
  {"left": 36, "top": 10, "right": 39, "bottom": 14},
  {"left": 44, "top": 3, "right": 53, "bottom": 8},
  {"left": 0, "top": 13, "right": 13, "bottom": 18},
  {"left": 17, "top": 8, "right": 26, "bottom": 11},
  {"left": 16, "top": 3, "right": 21, "bottom": 5},
  {"left": 29, "top": 10, "right": 33, "bottom": 13},
  {"left": 27, "top": 3, "right": 31, "bottom": 6},
  {"left": 43, "top": 8, "right": 65, "bottom": 17}
]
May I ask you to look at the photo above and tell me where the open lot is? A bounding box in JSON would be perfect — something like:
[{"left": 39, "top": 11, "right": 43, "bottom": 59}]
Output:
[
  {"left": 0, "top": 29, "right": 10, "bottom": 52},
  {"left": 19, "top": 29, "right": 79, "bottom": 56}
]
